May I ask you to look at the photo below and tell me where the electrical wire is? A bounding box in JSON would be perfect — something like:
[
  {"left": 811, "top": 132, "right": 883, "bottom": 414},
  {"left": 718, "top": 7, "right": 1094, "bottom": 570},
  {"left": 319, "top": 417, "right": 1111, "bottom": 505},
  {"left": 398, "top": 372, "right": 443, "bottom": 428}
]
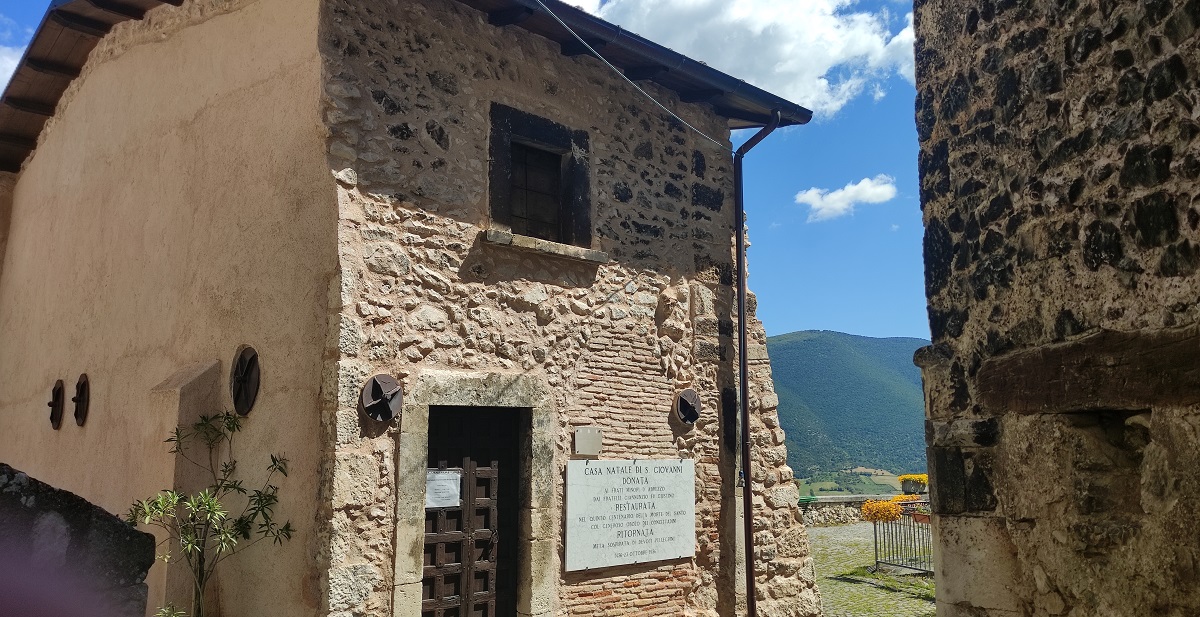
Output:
[{"left": 528, "top": 0, "right": 734, "bottom": 153}]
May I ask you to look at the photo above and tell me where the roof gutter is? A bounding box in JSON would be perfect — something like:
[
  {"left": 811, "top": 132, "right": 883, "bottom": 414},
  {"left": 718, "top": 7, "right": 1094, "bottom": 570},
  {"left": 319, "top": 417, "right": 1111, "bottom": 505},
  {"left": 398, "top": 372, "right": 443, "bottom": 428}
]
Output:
[
  {"left": 511, "top": 0, "right": 813, "bottom": 127},
  {"left": 734, "top": 109, "right": 782, "bottom": 617}
]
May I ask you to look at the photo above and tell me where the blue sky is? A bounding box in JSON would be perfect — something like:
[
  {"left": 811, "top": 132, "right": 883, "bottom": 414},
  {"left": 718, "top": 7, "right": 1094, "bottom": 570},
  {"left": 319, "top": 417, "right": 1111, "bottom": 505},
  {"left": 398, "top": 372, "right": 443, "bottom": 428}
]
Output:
[{"left": 0, "top": 0, "right": 928, "bottom": 341}]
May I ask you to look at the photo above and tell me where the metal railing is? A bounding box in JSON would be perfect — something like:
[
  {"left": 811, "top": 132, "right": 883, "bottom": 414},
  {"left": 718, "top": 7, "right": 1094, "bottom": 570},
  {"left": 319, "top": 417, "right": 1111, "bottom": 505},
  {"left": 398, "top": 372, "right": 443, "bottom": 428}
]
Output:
[{"left": 872, "top": 504, "right": 933, "bottom": 574}]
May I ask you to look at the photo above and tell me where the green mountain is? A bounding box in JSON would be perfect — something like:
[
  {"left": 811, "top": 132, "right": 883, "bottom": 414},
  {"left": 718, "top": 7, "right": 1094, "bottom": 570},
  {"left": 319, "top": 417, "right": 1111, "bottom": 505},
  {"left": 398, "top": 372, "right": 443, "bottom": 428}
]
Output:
[{"left": 766, "top": 330, "right": 929, "bottom": 476}]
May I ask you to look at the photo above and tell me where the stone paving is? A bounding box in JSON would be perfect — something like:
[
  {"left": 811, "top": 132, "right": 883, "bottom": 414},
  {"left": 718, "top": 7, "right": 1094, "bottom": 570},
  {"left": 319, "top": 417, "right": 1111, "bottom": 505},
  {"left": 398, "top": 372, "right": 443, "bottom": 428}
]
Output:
[{"left": 809, "top": 522, "right": 936, "bottom": 617}]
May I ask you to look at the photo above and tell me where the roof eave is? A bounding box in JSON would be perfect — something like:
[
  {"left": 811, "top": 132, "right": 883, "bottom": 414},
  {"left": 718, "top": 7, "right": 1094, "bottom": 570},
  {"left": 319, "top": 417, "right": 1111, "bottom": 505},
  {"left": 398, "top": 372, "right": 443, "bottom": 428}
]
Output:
[{"left": 453, "top": 0, "right": 813, "bottom": 129}]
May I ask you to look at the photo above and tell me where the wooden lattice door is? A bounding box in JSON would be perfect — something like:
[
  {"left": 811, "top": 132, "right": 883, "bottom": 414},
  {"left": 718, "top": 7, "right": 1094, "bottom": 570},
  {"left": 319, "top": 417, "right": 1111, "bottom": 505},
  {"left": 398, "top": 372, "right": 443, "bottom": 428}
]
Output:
[{"left": 424, "top": 408, "right": 519, "bottom": 617}]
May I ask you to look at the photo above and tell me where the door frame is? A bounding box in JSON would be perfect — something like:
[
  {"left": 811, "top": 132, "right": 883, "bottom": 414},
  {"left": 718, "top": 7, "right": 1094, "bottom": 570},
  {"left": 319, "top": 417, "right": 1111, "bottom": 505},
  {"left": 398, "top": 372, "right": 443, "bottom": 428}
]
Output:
[{"left": 392, "top": 369, "right": 558, "bottom": 617}]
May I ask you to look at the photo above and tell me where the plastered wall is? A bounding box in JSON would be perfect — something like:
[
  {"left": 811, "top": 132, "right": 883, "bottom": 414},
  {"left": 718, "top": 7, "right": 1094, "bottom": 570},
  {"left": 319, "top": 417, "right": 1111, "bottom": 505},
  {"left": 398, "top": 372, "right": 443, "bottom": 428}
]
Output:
[
  {"left": 0, "top": 172, "right": 13, "bottom": 283},
  {"left": 0, "top": 0, "right": 334, "bottom": 615},
  {"left": 316, "top": 0, "right": 819, "bottom": 615},
  {"left": 916, "top": 0, "right": 1200, "bottom": 614}
]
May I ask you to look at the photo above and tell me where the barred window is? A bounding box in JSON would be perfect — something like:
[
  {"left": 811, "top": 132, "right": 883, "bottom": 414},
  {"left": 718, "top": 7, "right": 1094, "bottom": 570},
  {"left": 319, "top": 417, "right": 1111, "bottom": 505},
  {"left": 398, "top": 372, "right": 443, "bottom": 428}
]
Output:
[{"left": 489, "top": 103, "right": 591, "bottom": 247}]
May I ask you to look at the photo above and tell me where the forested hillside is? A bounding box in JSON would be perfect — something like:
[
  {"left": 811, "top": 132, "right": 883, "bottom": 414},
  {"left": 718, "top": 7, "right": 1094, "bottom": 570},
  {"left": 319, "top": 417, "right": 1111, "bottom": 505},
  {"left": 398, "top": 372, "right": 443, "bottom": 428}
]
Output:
[{"left": 767, "top": 330, "right": 929, "bottom": 476}]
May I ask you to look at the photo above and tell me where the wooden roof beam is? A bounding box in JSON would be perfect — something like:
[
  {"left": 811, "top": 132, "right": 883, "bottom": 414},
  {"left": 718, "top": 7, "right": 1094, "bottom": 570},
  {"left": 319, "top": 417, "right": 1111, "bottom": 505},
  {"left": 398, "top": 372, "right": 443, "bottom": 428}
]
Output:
[
  {"left": 560, "top": 38, "right": 606, "bottom": 57},
  {"left": 86, "top": 0, "right": 146, "bottom": 20},
  {"left": 3, "top": 97, "right": 57, "bottom": 117},
  {"left": 714, "top": 106, "right": 782, "bottom": 126},
  {"left": 0, "top": 133, "right": 38, "bottom": 150},
  {"left": 489, "top": 6, "right": 533, "bottom": 26},
  {"left": 680, "top": 89, "right": 725, "bottom": 103},
  {"left": 25, "top": 59, "right": 82, "bottom": 79},
  {"left": 49, "top": 11, "right": 112, "bottom": 38},
  {"left": 624, "top": 65, "right": 669, "bottom": 81}
]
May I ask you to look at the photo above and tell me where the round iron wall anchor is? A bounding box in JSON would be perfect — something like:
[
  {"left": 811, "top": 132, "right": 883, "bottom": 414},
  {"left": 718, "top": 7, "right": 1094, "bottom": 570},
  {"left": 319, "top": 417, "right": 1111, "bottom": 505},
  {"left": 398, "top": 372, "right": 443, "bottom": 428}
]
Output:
[
  {"left": 48, "top": 380, "right": 65, "bottom": 430},
  {"left": 360, "top": 374, "right": 403, "bottom": 423},
  {"left": 72, "top": 374, "right": 90, "bottom": 427},
  {"left": 231, "top": 346, "right": 261, "bottom": 417},
  {"left": 676, "top": 388, "right": 702, "bottom": 425}
]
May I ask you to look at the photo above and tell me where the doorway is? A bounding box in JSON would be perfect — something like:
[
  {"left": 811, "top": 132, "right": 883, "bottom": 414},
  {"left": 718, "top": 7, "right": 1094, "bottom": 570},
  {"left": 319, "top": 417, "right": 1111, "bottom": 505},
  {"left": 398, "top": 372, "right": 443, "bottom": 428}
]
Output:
[{"left": 422, "top": 406, "right": 525, "bottom": 617}]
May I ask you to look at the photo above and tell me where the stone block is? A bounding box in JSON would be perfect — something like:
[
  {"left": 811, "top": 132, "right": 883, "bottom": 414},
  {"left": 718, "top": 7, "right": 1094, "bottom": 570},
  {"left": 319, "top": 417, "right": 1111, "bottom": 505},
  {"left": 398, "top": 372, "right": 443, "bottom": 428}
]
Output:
[
  {"left": 332, "top": 451, "right": 379, "bottom": 509},
  {"left": 933, "top": 516, "right": 1021, "bottom": 613},
  {"left": 327, "top": 563, "right": 381, "bottom": 611},
  {"left": 929, "top": 446, "right": 966, "bottom": 515},
  {"left": 392, "top": 581, "right": 423, "bottom": 617},
  {"left": 935, "top": 604, "right": 1023, "bottom": 617},
  {"left": 963, "top": 449, "right": 997, "bottom": 513},
  {"left": 519, "top": 506, "right": 556, "bottom": 542},
  {"left": 517, "top": 538, "right": 558, "bottom": 616},
  {"left": 928, "top": 418, "right": 1000, "bottom": 447}
]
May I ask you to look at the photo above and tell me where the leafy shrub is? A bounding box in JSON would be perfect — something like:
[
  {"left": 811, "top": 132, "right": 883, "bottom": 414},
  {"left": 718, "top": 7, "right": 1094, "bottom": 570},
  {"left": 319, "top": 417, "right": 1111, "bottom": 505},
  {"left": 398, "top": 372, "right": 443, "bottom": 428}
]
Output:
[{"left": 128, "top": 412, "right": 293, "bottom": 617}]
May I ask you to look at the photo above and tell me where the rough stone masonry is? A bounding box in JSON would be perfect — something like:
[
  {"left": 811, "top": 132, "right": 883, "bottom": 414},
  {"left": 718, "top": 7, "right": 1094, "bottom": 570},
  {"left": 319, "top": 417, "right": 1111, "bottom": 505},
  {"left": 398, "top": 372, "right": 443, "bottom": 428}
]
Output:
[
  {"left": 316, "top": 0, "right": 819, "bottom": 615},
  {"left": 0, "top": 464, "right": 155, "bottom": 617},
  {"left": 916, "top": 0, "right": 1200, "bottom": 615}
]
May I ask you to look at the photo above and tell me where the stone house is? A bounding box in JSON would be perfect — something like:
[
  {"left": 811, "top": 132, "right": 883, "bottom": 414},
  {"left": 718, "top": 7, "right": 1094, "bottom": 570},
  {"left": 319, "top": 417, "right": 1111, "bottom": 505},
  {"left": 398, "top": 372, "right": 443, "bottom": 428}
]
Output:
[
  {"left": 0, "top": 0, "right": 818, "bottom": 616},
  {"left": 916, "top": 0, "right": 1200, "bottom": 614}
]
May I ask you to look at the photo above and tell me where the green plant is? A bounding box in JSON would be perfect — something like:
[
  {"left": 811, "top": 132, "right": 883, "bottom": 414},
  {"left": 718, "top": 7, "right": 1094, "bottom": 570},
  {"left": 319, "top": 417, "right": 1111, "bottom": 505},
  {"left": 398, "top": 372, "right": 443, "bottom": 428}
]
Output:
[{"left": 128, "top": 412, "right": 294, "bottom": 617}]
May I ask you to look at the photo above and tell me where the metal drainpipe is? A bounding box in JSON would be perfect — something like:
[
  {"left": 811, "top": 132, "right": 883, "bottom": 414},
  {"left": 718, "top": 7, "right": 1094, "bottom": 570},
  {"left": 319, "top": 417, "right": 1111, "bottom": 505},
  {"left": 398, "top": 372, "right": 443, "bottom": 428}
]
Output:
[{"left": 735, "top": 109, "right": 782, "bottom": 617}]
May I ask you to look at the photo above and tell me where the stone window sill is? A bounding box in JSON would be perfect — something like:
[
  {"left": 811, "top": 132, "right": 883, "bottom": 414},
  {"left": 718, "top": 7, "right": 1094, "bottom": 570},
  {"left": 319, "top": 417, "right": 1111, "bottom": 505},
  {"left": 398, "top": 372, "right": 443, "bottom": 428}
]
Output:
[{"left": 482, "top": 229, "right": 611, "bottom": 264}]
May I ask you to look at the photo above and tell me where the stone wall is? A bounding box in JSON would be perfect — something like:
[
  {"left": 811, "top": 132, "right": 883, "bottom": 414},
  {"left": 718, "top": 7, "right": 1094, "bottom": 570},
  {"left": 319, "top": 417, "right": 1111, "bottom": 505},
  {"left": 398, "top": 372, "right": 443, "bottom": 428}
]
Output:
[
  {"left": 0, "top": 464, "right": 155, "bottom": 617},
  {"left": 916, "top": 0, "right": 1200, "bottom": 614},
  {"left": 800, "top": 498, "right": 868, "bottom": 527},
  {"left": 316, "top": 0, "right": 818, "bottom": 615}
]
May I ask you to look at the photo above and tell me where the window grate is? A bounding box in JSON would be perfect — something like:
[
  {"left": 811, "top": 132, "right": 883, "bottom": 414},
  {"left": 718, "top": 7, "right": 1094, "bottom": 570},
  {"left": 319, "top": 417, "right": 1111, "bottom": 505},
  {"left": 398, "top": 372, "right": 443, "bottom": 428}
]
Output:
[
  {"left": 488, "top": 104, "right": 591, "bottom": 249},
  {"left": 509, "top": 142, "right": 563, "bottom": 242}
]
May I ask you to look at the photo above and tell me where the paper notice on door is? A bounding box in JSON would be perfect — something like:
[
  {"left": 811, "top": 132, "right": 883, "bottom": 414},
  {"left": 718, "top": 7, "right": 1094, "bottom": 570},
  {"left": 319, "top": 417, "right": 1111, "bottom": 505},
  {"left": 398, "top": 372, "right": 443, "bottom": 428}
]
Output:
[{"left": 425, "top": 469, "right": 462, "bottom": 508}]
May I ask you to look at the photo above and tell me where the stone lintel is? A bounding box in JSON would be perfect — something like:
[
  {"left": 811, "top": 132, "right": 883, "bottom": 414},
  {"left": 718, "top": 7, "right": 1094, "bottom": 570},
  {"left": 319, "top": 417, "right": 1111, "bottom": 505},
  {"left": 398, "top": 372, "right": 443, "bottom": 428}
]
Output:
[
  {"left": 482, "top": 228, "right": 611, "bottom": 264},
  {"left": 976, "top": 325, "right": 1200, "bottom": 414}
]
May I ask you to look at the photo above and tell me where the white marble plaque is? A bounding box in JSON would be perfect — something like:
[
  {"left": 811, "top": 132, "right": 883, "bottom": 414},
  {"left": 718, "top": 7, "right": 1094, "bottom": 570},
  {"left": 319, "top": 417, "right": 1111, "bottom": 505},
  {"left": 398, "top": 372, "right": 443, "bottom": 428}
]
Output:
[
  {"left": 425, "top": 469, "right": 462, "bottom": 508},
  {"left": 565, "top": 459, "right": 695, "bottom": 571}
]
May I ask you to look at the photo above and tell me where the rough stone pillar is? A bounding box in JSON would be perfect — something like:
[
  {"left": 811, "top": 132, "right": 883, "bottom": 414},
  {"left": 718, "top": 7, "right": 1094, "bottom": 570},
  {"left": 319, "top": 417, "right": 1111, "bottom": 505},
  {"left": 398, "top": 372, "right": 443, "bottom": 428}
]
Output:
[{"left": 916, "top": 0, "right": 1200, "bottom": 614}]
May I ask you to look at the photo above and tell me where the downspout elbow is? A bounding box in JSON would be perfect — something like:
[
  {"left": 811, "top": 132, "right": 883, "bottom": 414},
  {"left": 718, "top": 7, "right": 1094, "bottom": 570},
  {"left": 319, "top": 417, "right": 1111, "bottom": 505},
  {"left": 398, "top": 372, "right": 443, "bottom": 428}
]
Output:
[{"left": 735, "top": 109, "right": 782, "bottom": 159}]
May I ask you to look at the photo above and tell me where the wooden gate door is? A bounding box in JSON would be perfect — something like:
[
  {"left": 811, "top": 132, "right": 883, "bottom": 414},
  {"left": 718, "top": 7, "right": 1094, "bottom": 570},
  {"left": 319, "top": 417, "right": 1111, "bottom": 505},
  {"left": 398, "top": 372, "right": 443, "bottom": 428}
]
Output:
[{"left": 423, "top": 408, "right": 519, "bottom": 617}]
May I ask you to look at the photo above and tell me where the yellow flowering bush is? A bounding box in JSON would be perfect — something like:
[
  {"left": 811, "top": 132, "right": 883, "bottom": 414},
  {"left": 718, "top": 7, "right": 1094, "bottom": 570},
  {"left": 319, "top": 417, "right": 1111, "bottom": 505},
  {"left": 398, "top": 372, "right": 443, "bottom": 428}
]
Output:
[
  {"left": 897, "top": 474, "right": 929, "bottom": 484},
  {"left": 861, "top": 499, "right": 903, "bottom": 522},
  {"left": 890, "top": 494, "right": 920, "bottom": 503}
]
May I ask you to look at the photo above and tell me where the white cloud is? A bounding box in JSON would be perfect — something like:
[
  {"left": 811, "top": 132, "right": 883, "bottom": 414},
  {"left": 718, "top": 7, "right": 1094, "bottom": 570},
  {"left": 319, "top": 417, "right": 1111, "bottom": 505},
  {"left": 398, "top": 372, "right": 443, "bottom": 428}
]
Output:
[
  {"left": 0, "top": 14, "right": 20, "bottom": 43},
  {"left": 890, "top": 224, "right": 900, "bottom": 231},
  {"left": 0, "top": 14, "right": 28, "bottom": 92},
  {"left": 579, "top": 0, "right": 914, "bottom": 117},
  {"left": 0, "top": 45, "right": 21, "bottom": 91},
  {"left": 795, "top": 174, "right": 897, "bottom": 222}
]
